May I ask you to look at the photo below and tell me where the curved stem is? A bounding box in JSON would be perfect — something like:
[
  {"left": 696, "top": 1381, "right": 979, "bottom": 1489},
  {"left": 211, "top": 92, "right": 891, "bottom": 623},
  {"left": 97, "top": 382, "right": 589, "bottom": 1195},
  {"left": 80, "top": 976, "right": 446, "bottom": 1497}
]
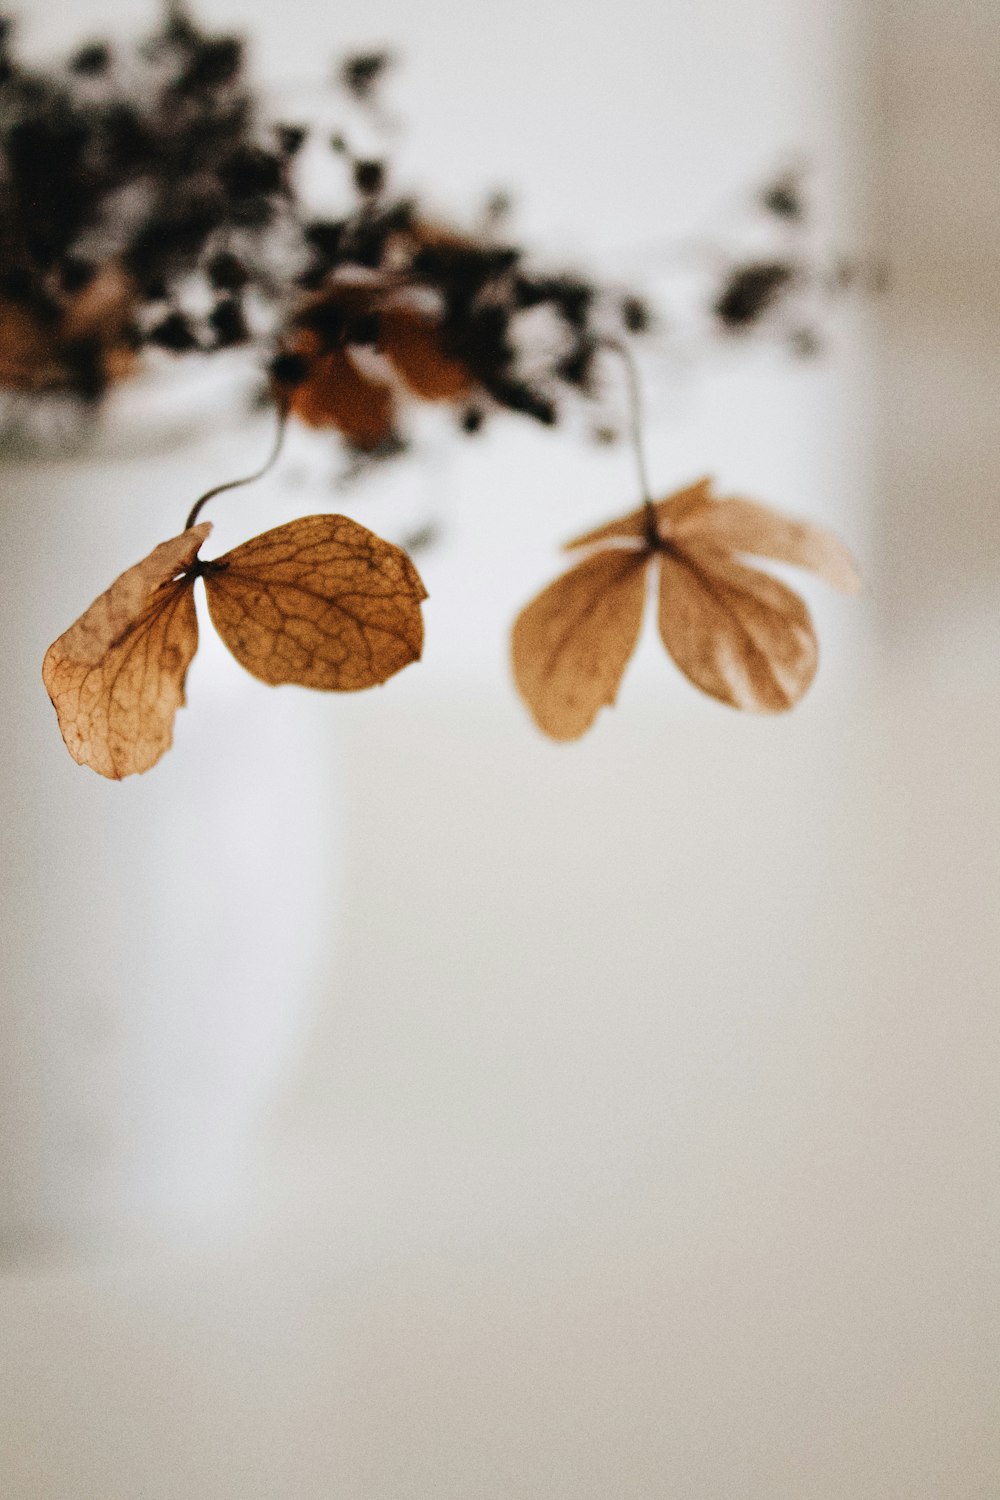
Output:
[
  {"left": 598, "top": 336, "right": 658, "bottom": 542},
  {"left": 184, "top": 395, "right": 289, "bottom": 532}
]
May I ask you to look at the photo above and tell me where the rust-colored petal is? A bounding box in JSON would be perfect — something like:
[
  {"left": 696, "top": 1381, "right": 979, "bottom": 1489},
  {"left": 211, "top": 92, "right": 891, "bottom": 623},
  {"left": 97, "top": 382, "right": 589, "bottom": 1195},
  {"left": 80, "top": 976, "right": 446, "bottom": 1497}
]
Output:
[
  {"left": 672, "top": 495, "right": 861, "bottom": 593},
  {"left": 0, "top": 263, "right": 138, "bottom": 393},
  {"left": 657, "top": 545, "right": 818, "bottom": 712},
  {"left": 61, "top": 264, "right": 135, "bottom": 344},
  {"left": 564, "top": 478, "right": 713, "bottom": 551},
  {"left": 42, "top": 525, "right": 211, "bottom": 779},
  {"left": 0, "top": 301, "right": 64, "bottom": 390},
  {"left": 511, "top": 548, "right": 650, "bottom": 740},
  {"left": 289, "top": 346, "right": 397, "bottom": 448},
  {"left": 203, "top": 514, "right": 427, "bottom": 690},
  {"left": 379, "top": 306, "right": 473, "bottom": 401},
  {"left": 409, "top": 219, "right": 481, "bottom": 252}
]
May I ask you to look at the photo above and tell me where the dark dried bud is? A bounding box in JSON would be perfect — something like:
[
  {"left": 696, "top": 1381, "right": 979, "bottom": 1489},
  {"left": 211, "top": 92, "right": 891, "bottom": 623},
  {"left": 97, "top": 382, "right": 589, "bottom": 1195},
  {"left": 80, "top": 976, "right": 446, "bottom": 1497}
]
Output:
[
  {"left": 341, "top": 50, "right": 392, "bottom": 100},
  {"left": 148, "top": 311, "right": 199, "bottom": 351},
  {"left": 382, "top": 198, "right": 415, "bottom": 233},
  {"left": 514, "top": 274, "right": 592, "bottom": 326},
  {"left": 483, "top": 374, "right": 556, "bottom": 425},
  {"left": 0, "top": 268, "right": 37, "bottom": 302},
  {"left": 294, "top": 264, "right": 328, "bottom": 291},
  {"left": 209, "top": 296, "right": 248, "bottom": 347},
  {"left": 219, "top": 147, "right": 283, "bottom": 200},
  {"left": 59, "top": 257, "right": 97, "bottom": 294},
  {"left": 353, "top": 159, "right": 385, "bottom": 197},
  {"left": 230, "top": 196, "right": 275, "bottom": 230},
  {"left": 553, "top": 278, "right": 592, "bottom": 328},
  {"left": 762, "top": 176, "right": 804, "bottom": 221},
  {"left": 206, "top": 250, "right": 249, "bottom": 291},
  {"left": 102, "top": 103, "right": 151, "bottom": 173},
  {"left": 276, "top": 123, "right": 307, "bottom": 156},
  {"left": 269, "top": 351, "right": 310, "bottom": 387},
  {"left": 447, "top": 302, "right": 511, "bottom": 375},
  {"left": 298, "top": 302, "right": 346, "bottom": 348},
  {"left": 304, "top": 219, "right": 345, "bottom": 263},
  {"left": 484, "top": 190, "right": 513, "bottom": 223},
  {"left": 70, "top": 42, "right": 111, "bottom": 75},
  {"left": 346, "top": 312, "right": 380, "bottom": 345},
  {"left": 62, "top": 337, "right": 106, "bottom": 400},
  {"left": 714, "top": 262, "right": 793, "bottom": 327},
  {"left": 350, "top": 217, "right": 394, "bottom": 268},
  {"left": 556, "top": 337, "right": 596, "bottom": 390},
  {"left": 416, "top": 243, "right": 517, "bottom": 297},
  {"left": 177, "top": 36, "right": 243, "bottom": 93},
  {"left": 621, "top": 295, "right": 651, "bottom": 333}
]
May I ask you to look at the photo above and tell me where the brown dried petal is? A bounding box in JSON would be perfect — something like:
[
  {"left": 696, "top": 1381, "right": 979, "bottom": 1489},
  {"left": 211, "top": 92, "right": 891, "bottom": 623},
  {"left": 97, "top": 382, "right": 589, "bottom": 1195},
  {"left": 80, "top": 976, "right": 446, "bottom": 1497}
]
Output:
[
  {"left": 672, "top": 495, "right": 861, "bottom": 593},
  {"left": 0, "top": 301, "right": 65, "bottom": 390},
  {"left": 379, "top": 306, "right": 473, "bottom": 401},
  {"left": 657, "top": 544, "right": 818, "bottom": 712},
  {"left": 289, "top": 346, "right": 396, "bottom": 448},
  {"left": 0, "top": 264, "right": 138, "bottom": 394},
  {"left": 203, "top": 514, "right": 427, "bottom": 690},
  {"left": 511, "top": 548, "right": 649, "bottom": 740},
  {"left": 61, "top": 264, "right": 135, "bottom": 344},
  {"left": 42, "top": 524, "right": 211, "bottom": 779},
  {"left": 409, "top": 219, "right": 481, "bottom": 253},
  {"left": 564, "top": 478, "right": 713, "bottom": 551}
]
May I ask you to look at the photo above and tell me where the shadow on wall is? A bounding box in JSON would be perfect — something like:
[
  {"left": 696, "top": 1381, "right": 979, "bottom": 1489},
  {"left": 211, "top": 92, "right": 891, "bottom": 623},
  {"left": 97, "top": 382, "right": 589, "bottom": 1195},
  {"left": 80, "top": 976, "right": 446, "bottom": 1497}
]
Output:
[{"left": 873, "top": 0, "right": 1000, "bottom": 632}]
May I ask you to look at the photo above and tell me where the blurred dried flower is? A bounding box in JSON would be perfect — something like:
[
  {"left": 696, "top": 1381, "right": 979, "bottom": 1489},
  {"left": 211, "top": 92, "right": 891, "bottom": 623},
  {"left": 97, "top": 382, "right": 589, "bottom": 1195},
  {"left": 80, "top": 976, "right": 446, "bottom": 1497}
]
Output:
[
  {"left": 512, "top": 479, "right": 860, "bottom": 739},
  {"left": 43, "top": 515, "right": 426, "bottom": 778}
]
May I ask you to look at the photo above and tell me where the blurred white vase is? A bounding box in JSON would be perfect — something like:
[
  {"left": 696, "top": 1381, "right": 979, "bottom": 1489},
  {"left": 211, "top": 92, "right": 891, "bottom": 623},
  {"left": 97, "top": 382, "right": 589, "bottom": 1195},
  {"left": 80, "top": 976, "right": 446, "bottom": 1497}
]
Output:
[{"left": 0, "top": 367, "right": 341, "bottom": 1264}]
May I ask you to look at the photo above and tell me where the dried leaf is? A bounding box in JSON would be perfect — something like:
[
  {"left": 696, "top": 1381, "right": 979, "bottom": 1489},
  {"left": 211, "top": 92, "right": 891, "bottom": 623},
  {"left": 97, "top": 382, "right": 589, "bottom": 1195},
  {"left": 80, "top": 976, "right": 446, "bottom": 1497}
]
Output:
[
  {"left": 511, "top": 548, "right": 649, "bottom": 740},
  {"left": 671, "top": 496, "right": 861, "bottom": 593},
  {"left": 379, "top": 306, "right": 473, "bottom": 401},
  {"left": 514, "top": 477, "right": 858, "bottom": 738},
  {"left": 42, "top": 524, "right": 211, "bottom": 779},
  {"left": 657, "top": 546, "right": 818, "bottom": 712},
  {"left": 564, "top": 478, "right": 713, "bottom": 551},
  {"left": 204, "top": 514, "right": 427, "bottom": 690},
  {"left": 289, "top": 340, "right": 396, "bottom": 448}
]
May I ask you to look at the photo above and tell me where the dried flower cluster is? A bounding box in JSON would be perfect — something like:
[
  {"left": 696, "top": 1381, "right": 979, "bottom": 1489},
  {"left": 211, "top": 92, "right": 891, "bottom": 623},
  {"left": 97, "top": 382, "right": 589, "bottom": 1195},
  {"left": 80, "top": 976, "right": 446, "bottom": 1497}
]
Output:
[
  {"left": 3, "top": 6, "right": 864, "bottom": 776},
  {"left": 0, "top": 8, "right": 271, "bottom": 397},
  {"left": 0, "top": 7, "right": 862, "bottom": 434},
  {"left": 0, "top": 5, "right": 650, "bottom": 437}
]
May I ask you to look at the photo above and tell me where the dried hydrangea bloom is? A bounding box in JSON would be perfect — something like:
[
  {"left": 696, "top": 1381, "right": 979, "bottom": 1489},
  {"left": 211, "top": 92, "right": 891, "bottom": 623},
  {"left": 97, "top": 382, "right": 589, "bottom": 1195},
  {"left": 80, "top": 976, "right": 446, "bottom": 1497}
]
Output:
[
  {"left": 512, "top": 479, "right": 860, "bottom": 738},
  {"left": 44, "top": 515, "right": 427, "bottom": 778}
]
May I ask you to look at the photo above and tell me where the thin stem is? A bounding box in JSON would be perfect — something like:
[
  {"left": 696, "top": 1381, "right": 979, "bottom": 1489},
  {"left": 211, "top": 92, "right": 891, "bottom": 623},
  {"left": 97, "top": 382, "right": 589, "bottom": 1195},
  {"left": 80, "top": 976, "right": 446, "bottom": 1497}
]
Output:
[
  {"left": 184, "top": 396, "right": 289, "bottom": 532},
  {"left": 599, "top": 336, "right": 658, "bottom": 541}
]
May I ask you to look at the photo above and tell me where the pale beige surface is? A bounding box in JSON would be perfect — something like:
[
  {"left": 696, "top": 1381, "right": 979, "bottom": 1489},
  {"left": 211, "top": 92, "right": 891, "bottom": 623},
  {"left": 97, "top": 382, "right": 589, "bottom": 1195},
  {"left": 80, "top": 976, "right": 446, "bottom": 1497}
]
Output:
[{"left": 1, "top": 673, "right": 997, "bottom": 1499}]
